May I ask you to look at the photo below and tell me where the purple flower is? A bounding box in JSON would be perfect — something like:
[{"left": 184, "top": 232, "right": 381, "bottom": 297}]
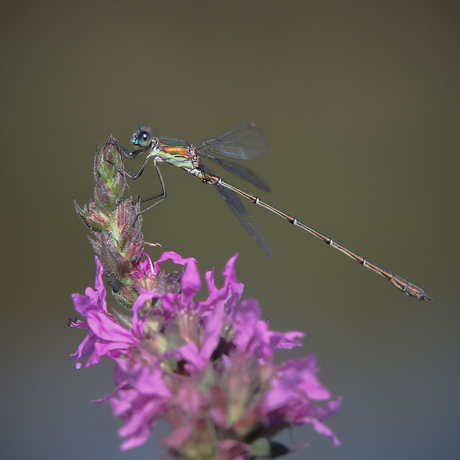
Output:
[{"left": 71, "top": 252, "right": 341, "bottom": 458}]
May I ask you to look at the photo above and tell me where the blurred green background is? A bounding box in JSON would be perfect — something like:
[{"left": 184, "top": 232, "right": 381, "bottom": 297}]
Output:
[{"left": 1, "top": 1, "right": 458, "bottom": 459}]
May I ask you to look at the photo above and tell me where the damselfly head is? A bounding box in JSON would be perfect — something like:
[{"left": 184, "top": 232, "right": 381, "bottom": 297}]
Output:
[{"left": 131, "top": 126, "right": 153, "bottom": 147}]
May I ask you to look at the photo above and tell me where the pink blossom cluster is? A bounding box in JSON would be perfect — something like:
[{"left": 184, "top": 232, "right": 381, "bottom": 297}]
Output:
[{"left": 71, "top": 252, "right": 341, "bottom": 459}]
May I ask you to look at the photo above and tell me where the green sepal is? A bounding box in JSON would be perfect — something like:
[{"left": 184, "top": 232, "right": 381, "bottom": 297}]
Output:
[{"left": 249, "top": 437, "right": 290, "bottom": 458}]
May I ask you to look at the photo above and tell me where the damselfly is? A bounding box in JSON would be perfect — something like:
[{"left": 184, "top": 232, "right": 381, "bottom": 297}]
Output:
[{"left": 118, "top": 123, "right": 431, "bottom": 301}]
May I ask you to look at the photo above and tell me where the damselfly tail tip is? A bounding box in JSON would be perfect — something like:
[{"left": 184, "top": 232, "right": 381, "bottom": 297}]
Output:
[
  {"left": 422, "top": 293, "right": 433, "bottom": 302},
  {"left": 408, "top": 286, "right": 432, "bottom": 302}
]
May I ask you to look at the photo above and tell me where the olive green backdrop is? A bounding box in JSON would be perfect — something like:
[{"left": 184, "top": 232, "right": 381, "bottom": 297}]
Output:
[{"left": 1, "top": 1, "right": 458, "bottom": 459}]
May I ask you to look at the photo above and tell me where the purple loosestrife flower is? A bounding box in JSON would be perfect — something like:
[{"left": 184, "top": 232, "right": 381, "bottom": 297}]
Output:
[
  {"left": 71, "top": 252, "right": 341, "bottom": 458},
  {"left": 72, "top": 135, "right": 341, "bottom": 459}
]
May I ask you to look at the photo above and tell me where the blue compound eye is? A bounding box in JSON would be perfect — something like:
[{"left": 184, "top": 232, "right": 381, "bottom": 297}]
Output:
[{"left": 132, "top": 126, "right": 152, "bottom": 147}]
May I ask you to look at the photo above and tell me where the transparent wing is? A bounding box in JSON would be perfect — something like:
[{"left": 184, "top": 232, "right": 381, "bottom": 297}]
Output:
[
  {"left": 197, "top": 123, "right": 267, "bottom": 160},
  {"left": 215, "top": 182, "right": 273, "bottom": 258},
  {"left": 202, "top": 155, "right": 270, "bottom": 191}
]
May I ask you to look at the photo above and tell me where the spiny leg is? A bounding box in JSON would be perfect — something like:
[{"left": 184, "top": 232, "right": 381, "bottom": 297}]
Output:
[
  {"left": 138, "top": 161, "right": 167, "bottom": 214},
  {"left": 117, "top": 142, "right": 167, "bottom": 213}
]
